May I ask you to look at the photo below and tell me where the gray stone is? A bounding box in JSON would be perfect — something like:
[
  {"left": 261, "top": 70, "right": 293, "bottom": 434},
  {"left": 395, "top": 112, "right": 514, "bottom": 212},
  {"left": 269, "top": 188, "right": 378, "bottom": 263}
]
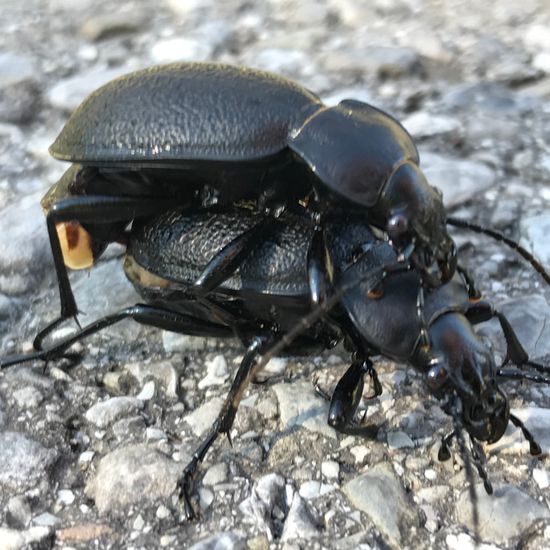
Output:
[
  {"left": 0, "top": 432, "right": 57, "bottom": 491},
  {"left": 298, "top": 480, "right": 334, "bottom": 499},
  {"left": 249, "top": 48, "right": 313, "bottom": 76},
  {"left": 33, "top": 512, "right": 59, "bottom": 526},
  {"left": 198, "top": 354, "right": 229, "bottom": 389},
  {"left": 520, "top": 213, "right": 550, "bottom": 270},
  {"left": 202, "top": 462, "right": 229, "bottom": 486},
  {"left": 324, "top": 46, "right": 420, "bottom": 78},
  {"left": 0, "top": 52, "right": 40, "bottom": 124},
  {"left": 162, "top": 332, "right": 228, "bottom": 353},
  {"left": 47, "top": 65, "right": 139, "bottom": 112},
  {"left": 343, "top": 463, "right": 420, "bottom": 546},
  {"left": 6, "top": 495, "right": 32, "bottom": 528},
  {"left": 151, "top": 38, "right": 213, "bottom": 63},
  {"left": 85, "top": 396, "right": 144, "bottom": 428},
  {"left": 524, "top": 24, "right": 550, "bottom": 52},
  {"left": 239, "top": 473, "right": 286, "bottom": 541},
  {"left": 0, "top": 526, "right": 52, "bottom": 550},
  {"left": 0, "top": 192, "right": 51, "bottom": 296},
  {"left": 456, "top": 484, "right": 550, "bottom": 544},
  {"left": 189, "top": 532, "right": 246, "bottom": 550},
  {"left": 478, "top": 295, "right": 550, "bottom": 360},
  {"left": 13, "top": 386, "right": 44, "bottom": 409},
  {"left": 184, "top": 396, "right": 223, "bottom": 437},
  {"left": 126, "top": 361, "right": 179, "bottom": 399},
  {"left": 272, "top": 380, "right": 334, "bottom": 439},
  {"left": 79, "top": 13, "right": 145, "bottom": 41},
  {"left": 420, "top": 152, "right": 496, "bottom": 207},
  {"left": 441, "top": 82, "right": 538, "bottom": 114},
  {"left": 85, "top": 444, "right": 180, "bottom": 514},
  {"left": 445, "top": 533, "right": 502, "bottom": 550},
  {"left": 401, "top": 112, "right": 462, "bottom": 139},
  {"left": 281, "top": 493, "right": 319, "bottom": 542},
  {"left": 387, "top": 431, "right": 415, "bottom": 449}
]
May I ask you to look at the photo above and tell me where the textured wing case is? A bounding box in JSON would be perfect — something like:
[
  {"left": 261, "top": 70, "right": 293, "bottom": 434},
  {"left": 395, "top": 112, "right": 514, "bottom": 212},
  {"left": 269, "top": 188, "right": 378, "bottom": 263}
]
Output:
[
  {"left": 128, "top": 209, "right": 313, "bottom": 295},
  {"left": 50, "top": 63, "right": 322, "bottom": 163}
]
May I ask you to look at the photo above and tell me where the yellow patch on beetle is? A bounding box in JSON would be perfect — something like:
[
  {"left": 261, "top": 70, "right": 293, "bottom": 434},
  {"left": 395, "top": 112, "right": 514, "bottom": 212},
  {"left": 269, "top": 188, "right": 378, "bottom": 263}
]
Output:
[
  {"left": 56, "top": 222, "right": 94, "bottom": 270},
  {"left": 123, "top": 256, "right": 171, "bottom": 288}
]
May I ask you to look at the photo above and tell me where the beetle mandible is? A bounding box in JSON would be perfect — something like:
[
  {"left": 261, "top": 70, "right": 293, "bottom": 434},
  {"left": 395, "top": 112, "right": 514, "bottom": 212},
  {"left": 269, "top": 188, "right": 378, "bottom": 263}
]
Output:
[
  {"left": 36, "top": 62, "right": 458, "bottom": 349},
  {"left": 3, "top": 207, "right": 547, "bottom": 519}
]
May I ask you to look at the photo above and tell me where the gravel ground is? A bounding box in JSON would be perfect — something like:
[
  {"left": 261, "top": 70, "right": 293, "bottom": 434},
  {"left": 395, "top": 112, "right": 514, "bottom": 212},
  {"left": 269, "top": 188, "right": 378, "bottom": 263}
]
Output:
[{"left": 1, "top": 0, "right": 550, "bottom": 548}]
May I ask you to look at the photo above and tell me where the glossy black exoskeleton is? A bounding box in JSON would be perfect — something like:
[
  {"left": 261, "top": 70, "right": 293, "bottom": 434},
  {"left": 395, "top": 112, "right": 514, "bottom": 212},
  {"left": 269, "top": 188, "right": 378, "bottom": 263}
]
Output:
[
  {"left": 4, "top": 207, "right": 546, "bottom": 518},
  {"left": 37, "top": 62, "right": 458, "bottom": 348}
]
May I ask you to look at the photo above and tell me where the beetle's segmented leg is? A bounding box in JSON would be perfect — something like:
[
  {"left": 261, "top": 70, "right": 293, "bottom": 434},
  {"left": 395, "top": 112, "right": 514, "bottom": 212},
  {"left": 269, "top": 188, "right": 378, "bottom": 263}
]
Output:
[
  {"left": 416, "top": 283, "right": 431, "bottom": 350},
  {"left": 469, "top": 438, "right": 492, "bottom": 495},
  {"left": 1, "top": 305, "right": 234, "bottom": 369},
  {"left": 178, "top": 335, "right": 272, "bottom": 521},
  {"left": 509, "top": 413, "right": 542, "bottom": 456},
  {"left": 456, "top": 264, "right": 481, "bottom": 301},
  {"left": 438, "top": 430, "right": 456, "bottom": 461}
]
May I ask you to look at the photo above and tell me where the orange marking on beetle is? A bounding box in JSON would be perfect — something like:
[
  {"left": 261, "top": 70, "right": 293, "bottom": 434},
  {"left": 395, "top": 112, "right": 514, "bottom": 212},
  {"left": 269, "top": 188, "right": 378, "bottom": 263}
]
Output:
[
  {"left": 367, "top": 288, "right": 383, "bottom": 299},
  {"left": 56, "top": 222, "right": 94, "bottom": 270}
]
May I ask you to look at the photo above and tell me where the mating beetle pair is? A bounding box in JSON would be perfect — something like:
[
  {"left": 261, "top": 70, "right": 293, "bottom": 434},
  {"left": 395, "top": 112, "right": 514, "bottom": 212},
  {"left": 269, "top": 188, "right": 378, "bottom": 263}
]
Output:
[
  {"left": 35, "top": 62, "right": 456, "bottom": 349},
  {"left": 2, "top": 62, "right": 549, "bottom": 519}
]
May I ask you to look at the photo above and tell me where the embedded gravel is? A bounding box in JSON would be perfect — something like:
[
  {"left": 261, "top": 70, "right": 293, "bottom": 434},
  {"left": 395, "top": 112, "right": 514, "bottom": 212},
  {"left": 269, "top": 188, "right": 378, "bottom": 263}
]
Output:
[{"left": 1, "top": 1, "right": 550, "bottom": 549}]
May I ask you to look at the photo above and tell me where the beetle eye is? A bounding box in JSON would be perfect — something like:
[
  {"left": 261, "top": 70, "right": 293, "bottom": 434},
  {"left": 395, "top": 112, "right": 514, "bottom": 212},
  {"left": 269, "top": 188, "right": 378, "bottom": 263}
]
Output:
[
  {"left": 56, "top": 221, "right": 94, "bottom": 270},
  {"left": 387, "top": 213, "right": 409, "bottom": 241},
  {"left": 426, "top": 364, "right": 449, "bottom": 390}
]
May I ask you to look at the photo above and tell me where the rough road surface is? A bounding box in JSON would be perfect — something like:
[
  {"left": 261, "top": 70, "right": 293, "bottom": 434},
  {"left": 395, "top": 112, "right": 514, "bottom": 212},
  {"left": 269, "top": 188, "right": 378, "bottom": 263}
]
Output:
[{"left": 1, "top": 0, "right": 550, "bottom": 548}]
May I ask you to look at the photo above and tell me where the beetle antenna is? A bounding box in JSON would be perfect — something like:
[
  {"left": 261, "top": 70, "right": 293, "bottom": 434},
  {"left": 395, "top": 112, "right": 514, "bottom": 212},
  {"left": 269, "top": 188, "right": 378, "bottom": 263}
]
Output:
[
  {"left": 446, "top": 217, "right": 550, "bottom": 287},
  {"left": 509, "top": 413, "right": 542, "bottom": 456}
]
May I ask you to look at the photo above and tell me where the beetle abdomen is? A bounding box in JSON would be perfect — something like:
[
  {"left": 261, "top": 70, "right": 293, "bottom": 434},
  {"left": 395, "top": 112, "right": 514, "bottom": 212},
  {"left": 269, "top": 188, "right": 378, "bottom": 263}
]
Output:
[
  {"left": 50, "top": 63, "right": 322, "bottom": 164},
  {"left": 128, "top": 209, "right": 314, "bottom": 296}
]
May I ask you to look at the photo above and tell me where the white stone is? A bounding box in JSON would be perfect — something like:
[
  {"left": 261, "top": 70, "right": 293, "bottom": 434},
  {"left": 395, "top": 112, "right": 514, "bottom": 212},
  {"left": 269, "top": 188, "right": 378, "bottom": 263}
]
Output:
[
  {"left": 321, "top": 460, "right": 340, "bottom": 479},
  {"left": 533, "top": 468, "right": 550, "bottom": 489}
]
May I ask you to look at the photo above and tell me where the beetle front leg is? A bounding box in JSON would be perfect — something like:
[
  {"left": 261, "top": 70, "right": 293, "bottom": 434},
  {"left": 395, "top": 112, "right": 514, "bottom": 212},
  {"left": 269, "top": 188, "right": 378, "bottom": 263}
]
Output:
[{"left": 178, "top": 334, "right": 273, "bottom": 520}]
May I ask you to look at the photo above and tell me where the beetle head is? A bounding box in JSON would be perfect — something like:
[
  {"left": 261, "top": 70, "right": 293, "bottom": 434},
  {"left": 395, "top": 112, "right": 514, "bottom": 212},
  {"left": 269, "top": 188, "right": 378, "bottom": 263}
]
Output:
[
  {"left": 418, "top": 313, "right": 509, "bottom": 444},
  {"left": 381, "top": 162, "right": 457, "bottom": 287}
]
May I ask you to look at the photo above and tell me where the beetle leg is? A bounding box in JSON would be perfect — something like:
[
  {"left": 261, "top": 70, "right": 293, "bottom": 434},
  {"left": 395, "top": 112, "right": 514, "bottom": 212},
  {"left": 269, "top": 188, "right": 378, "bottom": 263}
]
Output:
[
  {"left": 36, "top": 195, "right": 181, "bottom": 350},
  {"left": 194, "top": 217, "right": 278, "bottom": 295},
  {"left": 416, "top": 284, "right": 431, "bottom": 351},
  {"left": 456, "top": 263, "right": 481, "bottom": 301},
  {"left": 2, "top": 304, "right": 234, "bottom": 368},
  {"left": 178, "top": 335, "right": 273, "bottom": 520},
  {"left": 307, "top": 226, "right": 332, "bottom": 307},
  {"left": 314, "top": 359, "right": 379, "bottom": 438}
]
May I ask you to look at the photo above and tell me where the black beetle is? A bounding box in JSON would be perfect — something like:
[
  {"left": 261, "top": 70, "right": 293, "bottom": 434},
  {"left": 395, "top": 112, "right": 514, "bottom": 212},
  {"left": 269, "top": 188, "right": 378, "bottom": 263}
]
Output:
[
  {"left": 36, "top": 62, "right": 458, "bottom": 348},
  {"left": 3, "top": 206, "right": 546, "bottom": 518}
]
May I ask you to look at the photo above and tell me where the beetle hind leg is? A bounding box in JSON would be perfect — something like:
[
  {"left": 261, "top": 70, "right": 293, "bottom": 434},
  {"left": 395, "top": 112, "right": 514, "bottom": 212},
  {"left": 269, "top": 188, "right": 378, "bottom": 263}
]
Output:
[{"left": 178, "top": 335, "right": 273, "bottom": 521}]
